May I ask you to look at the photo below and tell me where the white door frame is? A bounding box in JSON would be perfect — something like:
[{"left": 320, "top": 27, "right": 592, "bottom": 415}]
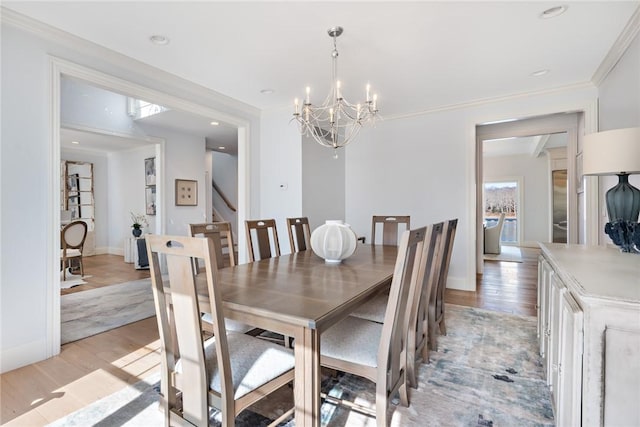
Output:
[
  {"left": 471, "top": 106, "right": 598, "bottom": 278},
  {"left": 47, "top": 57, "right": 251, "bottom": 356}
]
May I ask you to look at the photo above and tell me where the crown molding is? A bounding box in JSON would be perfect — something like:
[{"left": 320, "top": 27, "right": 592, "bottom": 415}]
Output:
[
  {"left": 1, "top": 7, "right": 260, "bottom": 117},
  {"left": 591, "top": 5, "right": 640, "bottom": 87},
  {"left": 383, "top": 81, "right": 595, "bottom": 122}
]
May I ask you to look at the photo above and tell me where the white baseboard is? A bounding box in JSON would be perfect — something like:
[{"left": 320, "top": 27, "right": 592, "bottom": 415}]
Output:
[
  {"left": 93, "top": 246, "right": 110, "bottom": 255},
  {"left": 521, "top": 241, "right": 541, "bottom": 248},
  {"left": 0, "top": 339, "right": 49, "bottom": 374},
  {"left": 445, "top": 276, "right": 473, "bottom": 291},
  {"left": 107, "top": 246, "right": 125, "bottom": 256}
]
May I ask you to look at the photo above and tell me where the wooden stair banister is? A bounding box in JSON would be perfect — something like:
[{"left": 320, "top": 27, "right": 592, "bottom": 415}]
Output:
[{"left": 212, "top": 179, "right": 236, "bottom": 212}]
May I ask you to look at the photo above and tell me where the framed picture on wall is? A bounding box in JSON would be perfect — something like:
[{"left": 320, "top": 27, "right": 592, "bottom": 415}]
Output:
[
  {"left": 145, "top": 186, "right": 156, "bottom": 215},
  {"left": 175, "top": 179, "right": 197, "bottom": 206},
  {"left": 145, "top": 157, "right": 156, "bottom": 186}
]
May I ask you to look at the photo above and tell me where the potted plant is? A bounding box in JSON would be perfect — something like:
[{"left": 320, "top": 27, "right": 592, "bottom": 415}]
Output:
[{"left": 130, "top": 212, "right": 148, "bottom": 238}]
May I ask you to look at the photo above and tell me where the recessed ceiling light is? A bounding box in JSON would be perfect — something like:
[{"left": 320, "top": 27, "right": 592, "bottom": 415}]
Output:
[
  {"left": 149, "top": 35, "right": 170, "bottom": 45},
  {"left": 531, "top": 69, "right": 550, "bottom": 77},
  {"left": 71, "top": 140, "right": 80, "bottom": 144},
  {"left": 210, "top": 121, "right": 219, "bottom": 126},
  {"left": 260, "top": 89, "right": 275, "bottom": 94},
  {"left": 218, "top": 146, "right": 226, "bottom": 150},
  {"left": 540, "top": 6, "right": 567, "bottom": 19}
]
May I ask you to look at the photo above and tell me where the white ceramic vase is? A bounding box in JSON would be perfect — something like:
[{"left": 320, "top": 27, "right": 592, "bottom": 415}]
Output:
[{"left": 310, "top": 220, "right": 358, "bottom": 263}]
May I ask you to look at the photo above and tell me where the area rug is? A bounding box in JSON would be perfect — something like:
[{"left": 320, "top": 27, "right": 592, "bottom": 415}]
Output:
[
  {"left": 483, "top": 245, "right": 523, "bottom": 263},
  {"left": 48, "top": 305, "right": 554, "bottom": 426},
  {"left": 61, "top": 278, "right": 155, "bottom": 344}
]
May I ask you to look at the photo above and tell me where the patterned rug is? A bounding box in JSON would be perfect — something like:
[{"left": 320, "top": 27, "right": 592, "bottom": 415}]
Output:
[
  {"left": 61, "top": 278, "right": 155, "bottom": 344},
  {"left": 47, "top": 305, "right": 554, "bottom": 426}
]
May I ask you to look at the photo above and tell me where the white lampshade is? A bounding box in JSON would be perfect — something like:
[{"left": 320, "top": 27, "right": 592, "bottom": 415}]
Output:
[{"left": 582, "top": 127, "right": 640, "bottom": 176}]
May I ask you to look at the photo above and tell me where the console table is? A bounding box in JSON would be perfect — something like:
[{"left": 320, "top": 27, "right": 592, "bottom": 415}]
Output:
[{"left": 538, "top": 243, "right": 640, "bottom": 426}]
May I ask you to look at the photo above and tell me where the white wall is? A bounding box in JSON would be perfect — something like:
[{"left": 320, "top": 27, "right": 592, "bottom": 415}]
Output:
[
  {"left": 107, "top": 145, "right": 157, "bottom": 253},
  {"left": 259, "top": 107, "right": 302, "bottom": 254},
  {"left": 596, "top": 31, "right": 640, "bottom": 245},
  {"left": 483, "top": 153, "right": 550, "bottom": 245},
  {"left": 343, "top": 86, "right": 597, "bottom": 291},
  {"left": 1, "top": 20, "right": 260, "bottom": 373},
  {"left": 302, "top": 136, "right": 346, "bottom": 231}
]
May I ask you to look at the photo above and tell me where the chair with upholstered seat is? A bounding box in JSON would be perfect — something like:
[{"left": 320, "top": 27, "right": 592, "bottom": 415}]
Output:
[
  {"left": 189, "top": 222, "right": 236, "bottom": 269},
  {"left": 349, "top": 215, "right": 411, "bottom": 321},
  {"left": 60, "top": 220, "right": 88, "bottom": 280},
  {"left": 320, "top": 227, "right": 427, "bottom": 426},
  {"left": 484, "top": 212, "right": 505, "bottom": 254},
  {"left": 429, "top": 218, "right": 458, "bottom": 352},
  {"left": 146, "top": 234, "right": 295, "bottom": 427},
  {"left": 371, "top": 215, "right": 411, "bottom": 246},
  {"left": 245, "top": 219, "right": 291, "bottom": 346},
  {"left": 245, "top": 219, "right": 281, "bottom": 261},
  {"left": 406, "top": 221, "right": 443, "bottom": 387},
  {"left": 286, "top": 217, "right": 311, "bottom": 253},
  {"left": 189, "top": 222, "right": 253, "bottom": 334}
]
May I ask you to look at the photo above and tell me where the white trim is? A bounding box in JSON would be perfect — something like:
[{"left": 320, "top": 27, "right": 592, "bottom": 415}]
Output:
[
  {"left": 469, "top": 101, "right": 598, "bottom": 287},
  {"left": 47, "top": 57, "right": 251, "bottom": 356},
  {"left": 47, "top": 58, "right": 61, "bottom": 358},
  {"left": 592, "top": 6, "right": 640, "bottom": 86},
  {"left": 1, "top": 7, "right": 259, "bottom": 117},
  {"left": 582, "top": 100, "right": 600, "bottom": 246},
  {"left": 385, "top": 82, "right": 594, "bottom": 122}
]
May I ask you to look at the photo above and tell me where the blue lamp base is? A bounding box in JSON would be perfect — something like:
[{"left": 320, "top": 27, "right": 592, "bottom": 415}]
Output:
[
  {"left": 605, "top": 174, "right": 640, "bottom": 253},
  {"left": 605, "top": 220, "right": 640, "bottom": 253}
]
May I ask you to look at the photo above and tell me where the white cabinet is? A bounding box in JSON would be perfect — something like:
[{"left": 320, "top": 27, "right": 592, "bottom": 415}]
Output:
[{"left": 538, "top": 243, "right": 640, "bottom": 426}]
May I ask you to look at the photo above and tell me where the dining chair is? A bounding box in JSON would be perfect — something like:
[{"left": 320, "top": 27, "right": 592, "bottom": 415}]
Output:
[
  {"left": 245, "top": 219, "right": 281, "bottom": 262},
  {"left": 146, "top": 234, "right": 295, "bottom": 427},
  {"left": 406, "top": 221, "right": 444, "bottom": 388},
  {"left": 320, "top": 226, "right": 427, "bottom": 426},
  {"left": 349, "top": 215, "right": 411, "bottom": 320},
  {"left": 60, "top": 220, "right": 88, "bottom": 280},
  {"left": 189, "top": 222, "right": 254, "bottom": 335},
  {"left": 286, "top": 217, "right": 311, "bottom": 253},
  {"left": 189, "top": 222, "right": 236, "bottom": 269},
  {"left": 371, "top": 215, "right": 411, "bottom": 246},
  {"left": 245, "top": 219, "right": 291, "bottom": 346},
  {"left": 429, "top": 218, "right": 458, "bottom": 352}
]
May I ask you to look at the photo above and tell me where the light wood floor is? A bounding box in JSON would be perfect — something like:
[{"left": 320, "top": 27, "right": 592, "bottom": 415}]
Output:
[{"left": 2, "top": 248, "right": 539, "bottom": 425}]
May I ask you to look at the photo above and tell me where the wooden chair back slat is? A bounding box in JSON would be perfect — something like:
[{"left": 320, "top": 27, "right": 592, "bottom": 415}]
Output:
[
  {"left": 146, "top": 234, "right": 233, "bottom": 425},
  {"left": 286, "top": 217, "right": 311, "bottom": 253},
  {"left": 189, "top": 222, "right": 236, "bottom": 270},
  {"left": 377, "top": 226, "right": 427, "bottom": 399},
  {"left": 245, "top": 219, "right": 281, "bottom": 262},
  {"left": 429, "top": 218, "right": 458, "bottom": 351},
  {"left": 406, "top": 222, "right": 444, "bottom": 386},
  {"left": 371, "top": 215, "right": 411, "bottom": 246}
]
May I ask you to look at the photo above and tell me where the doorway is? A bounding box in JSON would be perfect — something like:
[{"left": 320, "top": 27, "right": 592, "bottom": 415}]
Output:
[
  {"left": 475, "top": 113, "right": 581, "bottom": 275},
  {"left": 48, "top": 58, "right": 251, "bottom": 355}
]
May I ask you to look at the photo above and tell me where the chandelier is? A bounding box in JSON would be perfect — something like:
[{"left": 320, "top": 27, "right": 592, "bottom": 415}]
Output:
[{"left": 293, "top": 26, "right": 379, "bottom": 158}]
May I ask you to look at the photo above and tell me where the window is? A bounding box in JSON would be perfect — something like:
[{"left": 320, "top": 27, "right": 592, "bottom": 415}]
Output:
[{"left": 484, "top": 180, "right": 520, "bottom": 244}]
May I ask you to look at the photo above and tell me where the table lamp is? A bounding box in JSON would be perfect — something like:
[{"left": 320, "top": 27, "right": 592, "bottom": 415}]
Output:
[{"left": 583, "top": 127, "right": 640, "bottom": 253}]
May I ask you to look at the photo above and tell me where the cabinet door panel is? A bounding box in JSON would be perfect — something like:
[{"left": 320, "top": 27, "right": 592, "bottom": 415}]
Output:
[
  {"left": 549, "top": 274, "right": 564, "bottom": 394},
  {"left": 604, "top": 328, "right": 640, "bottom": 426},
  {"left": 557, "top": 291, "right": 583, "bottom": 427}
]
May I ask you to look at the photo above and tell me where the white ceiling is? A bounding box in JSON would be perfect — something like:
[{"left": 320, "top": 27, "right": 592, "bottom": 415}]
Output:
[
  {"left": 6, "top": 2, "right": 629, "bottom": 381},
  {"left": 4, "top": 1, "right": 639, "bottom": 120}
]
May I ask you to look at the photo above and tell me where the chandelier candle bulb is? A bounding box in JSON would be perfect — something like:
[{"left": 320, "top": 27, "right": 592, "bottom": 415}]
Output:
[
  {"left": 305, "top": 87, "right": 311, "bottom": 104},
  {"left": 366, "top": 83, "right": 371, "bottom": 102},
  {"left": 294, "top": 98, "right": 299, "bottom": 114}
]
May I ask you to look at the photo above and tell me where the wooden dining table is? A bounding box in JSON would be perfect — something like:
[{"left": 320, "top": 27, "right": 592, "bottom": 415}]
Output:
[{"left": 208, "top": 243, "right": 398, "bottom": 426}]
